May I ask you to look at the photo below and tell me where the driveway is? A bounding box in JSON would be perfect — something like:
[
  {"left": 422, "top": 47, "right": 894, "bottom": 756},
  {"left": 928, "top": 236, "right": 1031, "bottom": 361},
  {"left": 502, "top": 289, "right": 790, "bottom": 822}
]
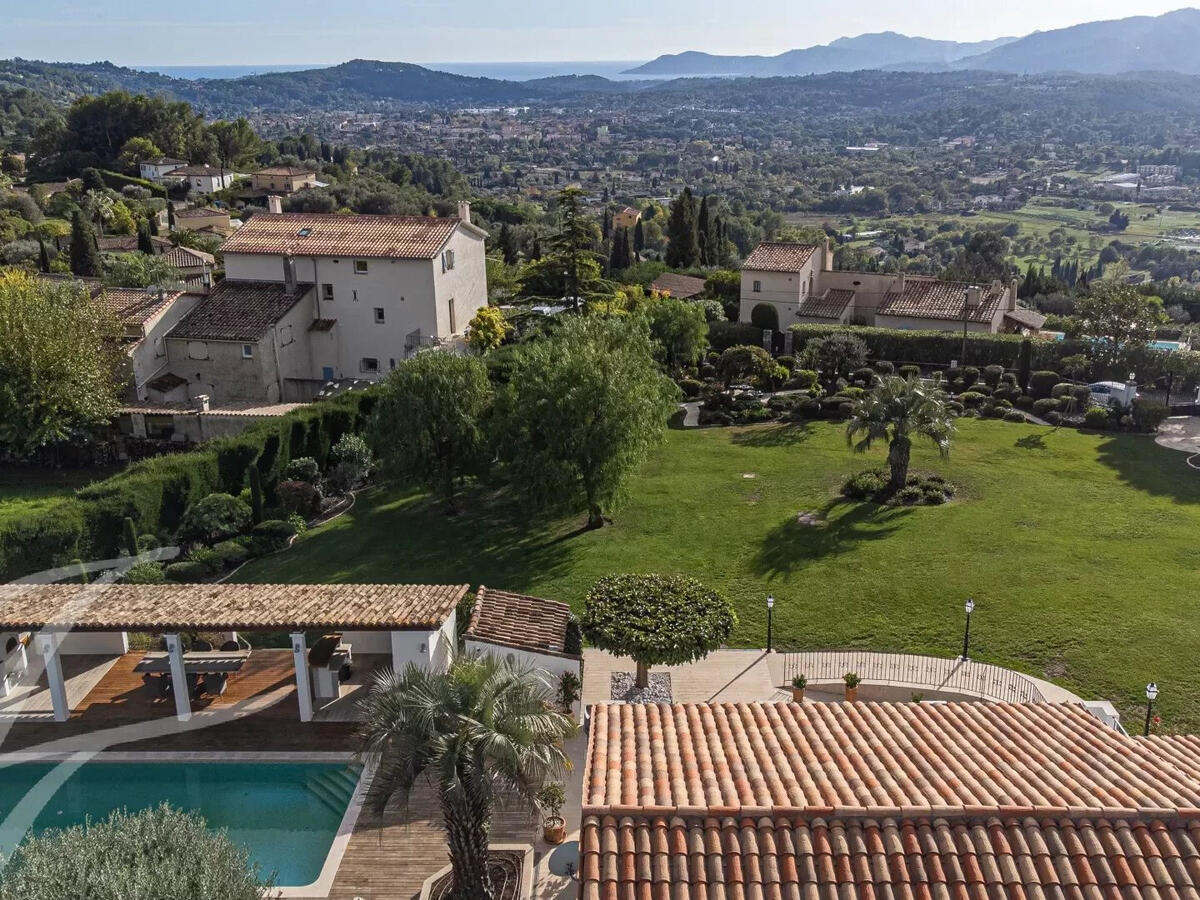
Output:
[{"left": 1156, "top": 416, "right": 1200, "bottom": 455}]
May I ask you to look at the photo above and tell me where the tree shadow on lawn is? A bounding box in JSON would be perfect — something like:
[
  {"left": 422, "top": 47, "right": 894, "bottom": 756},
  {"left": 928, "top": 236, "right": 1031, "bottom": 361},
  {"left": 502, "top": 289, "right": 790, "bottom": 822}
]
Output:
[
  {"left": 1014, "top": 433, "right": 1047, "bottom": 451},
  {"left": 752, "top": 497, "right": 913, "bottom": 579},
  {"left": 729, "top": 422, "right": 815, "bottom": 448},
  {"left": 266, "top": 483, "right": 582, "bottom": 591},
  {"left": 1094, "top": 435, "right": 1200, "bottom": 504}
]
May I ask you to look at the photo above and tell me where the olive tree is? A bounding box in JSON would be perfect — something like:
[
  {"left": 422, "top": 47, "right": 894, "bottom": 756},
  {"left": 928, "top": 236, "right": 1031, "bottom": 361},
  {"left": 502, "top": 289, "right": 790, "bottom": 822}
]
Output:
[
  {"left": 582, "top": 573, "right": 737, "bottom": 687},
  {"left": 0, "top": 805, "right": 273, "bottom": 900},
  {"left": 494, "top": 316, "right": 679, "bottom": 529},
  {"left": 370, "top": 350, "right": 492, "bottom": 515},
  {"left": 801, "top": 331, "right": 870, "bottom": 388}
]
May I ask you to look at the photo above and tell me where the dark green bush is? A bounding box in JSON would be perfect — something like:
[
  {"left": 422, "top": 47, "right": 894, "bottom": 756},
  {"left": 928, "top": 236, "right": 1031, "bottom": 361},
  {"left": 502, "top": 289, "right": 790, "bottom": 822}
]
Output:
[
  {"left": 791, "top": 399, "right": 822, "bottom": 420},
  {"left": 164, "top": 560, "right": 210, "bottom": 582},
  {"left": 982, "top": 365, "right": 1004, "bottom": 388},
  {"left": 985, "top": 404, "right": 1007, "bottom": 418},
  {"left": 1033, "top": 398, "right": 1061, "bottom": 417},
  {"left": 961, "top": 366, "right": 980, "bottom": 388},
  {"left": 946, "top": 400, "right": 964, "bottom": 415},
  {"left": 850, "top": 367, "right": 877, "bottom": 388},
  {"left": 1044, "top": 411, "right": 1063, "bottom": 426},
  {"left": 1028, "top": 371, "right": 1060, "bottom": 399},
  {"left": 1003, "top": 410, "right": 1027, "bottom": 423},
  {"left": 993, "top": 386, "right": 1022, "bottom": 403},
  {"left": 1014, "top": 395, "right": 1035, "bottom": 411},
  {"left": 564, "top": 615, "right": 584, "bottom": 656},
  {"left": 185, "top": 546, "right": 222, "bottom": 573},
  {"left": 212, "top": 540, "right": 250, "bottom": 568},
  {"left": 1000, "top": 372, "right": 1018, "bottom": 387},
  {"left": 178, "top": 494, "right": 252, "bottom": 545},
  {"left": 893, "top": 485, "right": 925, "bottom": 505},
  {"left": 842, "top": 469, "right": 889, "bottom": 500},
  {"left": 1132, "top": 399, "right": 1170, "bottom": 433},
  {"left": 898, "top": 365, "right": 921, "bottom": 378},
  {"left": 960, "top": 391, "right": 985, "bottom": 408},
  {"left": 1051, "top": 383, "right": 1075, "bottom": 399},
  {"left": 785, "top": 369, "right": 818, "bottom": 390},
  {"left": 873, "top": 360, "right": 895, "bottom": 375},
  {"left": 285, "top": 457, "right": 321, "bottom": 484},
  {"left": 750, "top": 303, "right": 780, "bottom": 331},
  {"left": 1084, "top": 407, "right": 1111, "bottom": 430},
  {"left": 250, "top": 519, "right": 298, "bottom": 554},
  {"left": 276, "top": 480, "right": 323, "bottom": 518},
  {"left": 775, "top": 355, "right": 796, "bottom": 372},
  {"left": 121, "top": 562, "right": 165, "bottom": 584},
  {"left": 677, "top": 378, "right": 704, "bottom": 398}
]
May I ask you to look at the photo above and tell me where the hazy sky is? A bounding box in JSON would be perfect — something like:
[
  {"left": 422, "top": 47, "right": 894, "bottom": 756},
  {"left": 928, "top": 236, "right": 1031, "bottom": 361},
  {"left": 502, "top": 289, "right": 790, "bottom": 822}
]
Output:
[{"left": 2, "top": 0, "right": 1190, "bottom": 65}]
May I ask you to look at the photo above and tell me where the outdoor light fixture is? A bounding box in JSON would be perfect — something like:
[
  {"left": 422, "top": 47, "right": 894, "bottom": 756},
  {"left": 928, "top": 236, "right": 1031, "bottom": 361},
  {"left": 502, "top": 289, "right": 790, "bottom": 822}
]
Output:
[
  {"left": 766, "top": 595, "right": 775, "bottom": 653},
  {"left": 1145, "top": 682, "right": 1159, "bottom": 736},
  {"left": 961, "top": 598, "right": 975, "bottom": 660}
]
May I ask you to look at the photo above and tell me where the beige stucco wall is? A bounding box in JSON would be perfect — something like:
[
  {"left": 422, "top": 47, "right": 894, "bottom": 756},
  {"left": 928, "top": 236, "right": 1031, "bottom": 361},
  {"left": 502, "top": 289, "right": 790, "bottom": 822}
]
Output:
[
  {"left": 164, "top": 336, "right": 279, "bottom": 404},
  {"left": 129, "top": 294, "right": 202, "bottom": 400}
]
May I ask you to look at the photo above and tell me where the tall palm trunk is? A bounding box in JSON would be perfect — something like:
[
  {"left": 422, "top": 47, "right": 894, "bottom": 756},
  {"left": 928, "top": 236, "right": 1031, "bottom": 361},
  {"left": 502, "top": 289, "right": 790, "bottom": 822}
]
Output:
[
  {"left": 887, "top": 436, "right": 911, "bottom": 492},
  {"left": 442, "top": 786, "right": 494, "bottom": 900}
]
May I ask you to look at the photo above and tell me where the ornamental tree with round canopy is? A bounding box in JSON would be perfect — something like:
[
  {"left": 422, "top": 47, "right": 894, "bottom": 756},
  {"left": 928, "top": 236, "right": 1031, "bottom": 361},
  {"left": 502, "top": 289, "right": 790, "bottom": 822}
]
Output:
[{"left": 582, "top": 573, "right": 737, "bottom": 688}]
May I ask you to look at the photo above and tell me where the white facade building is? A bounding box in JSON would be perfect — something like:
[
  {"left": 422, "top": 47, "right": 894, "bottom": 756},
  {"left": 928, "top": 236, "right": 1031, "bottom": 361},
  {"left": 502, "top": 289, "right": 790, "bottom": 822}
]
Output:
[
  {"left": 165, "top": 164, "right": 238, "bottom": 194},
  {"left": 139, "top": 157, "right": 188, "bottom": 182}
]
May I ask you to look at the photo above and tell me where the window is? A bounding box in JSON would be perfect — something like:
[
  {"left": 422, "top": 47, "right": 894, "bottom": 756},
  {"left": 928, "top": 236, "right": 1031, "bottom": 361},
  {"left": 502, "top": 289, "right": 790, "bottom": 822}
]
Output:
[
  {"left": 389, "top": 358, "right": 396, "bottom": 369},
  {"left": 322, "top": 283, "right": 334, "bottom": 301},
  {"left": 374, "top": 307, "right": 386, "bottom": 324},
  {"left": 360, "top": 357, "right": 379, "bottom": 373},
  {"left": 354, "top": 260, "right": 369, "bottom": 274},
  {"left": 241, "top": 344, "right": 254, "bottom": 359},
  {"left": 448, "top": 297, "right": 457, "bottom": 333},
  {"left": 442, "top": 249, "right": 456, "bottom": 272},
  {"left": 186, "top": 341, "right": 209, "bottom": 360},
  {"left": 753, "top": 280, "right": 762, "bottom": 293}
]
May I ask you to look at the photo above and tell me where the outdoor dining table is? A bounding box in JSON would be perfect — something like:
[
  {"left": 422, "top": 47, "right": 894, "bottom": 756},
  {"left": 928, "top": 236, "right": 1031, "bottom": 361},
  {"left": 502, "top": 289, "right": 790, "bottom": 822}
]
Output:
[{"left": 134, "top": 650, "right": 250, "bottom": 676}]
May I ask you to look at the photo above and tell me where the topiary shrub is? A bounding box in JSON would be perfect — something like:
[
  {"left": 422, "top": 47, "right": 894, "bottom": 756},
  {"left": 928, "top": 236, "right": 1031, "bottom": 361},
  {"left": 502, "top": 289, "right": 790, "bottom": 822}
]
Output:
[
  {"left": 678, "top": 378, "right": 704, "bottom": 398},
  {"left": 1084, "top": 407, "right": 1111, "bottom": 430},
  {"left": 276, "top": 480, "right": 323, "bottom": 519},
  {"left": 842, "top": 469, "right": 889, "bottom": 500},
  {"left": 185, "top": 546, "right": 222, "bottom": 574},
  {"left": 791, "top": 398, "right": 822, "bottom": 420},
  {"left": 1033, "top": 398, "right": 1061, "bottom": 417},
  {"left": 985, "top": 404, "right": 1007, "bottom": 418},
  {"left": 1132, "top": 399, "right": 1169, "bottom": 433},
  {"left": 1014, "top": 395, "right": 1035, "bottom": 411},
  {"left": 250, "top": 519, "right": 298, "bottom": 554},
  {"left": 121, "top": 562, "right": 165, "bottom": 584},
  {"left": 329, "top": 433, "right": 372, "bottom": 479},
  {"left": 1028, "top": 371, "right": 1060, "bottom": 399},
  {"left": 993, "top": 386, "right": 1022, "bottom": 403},
  {"left": 164, "top": 560, "right": 210, "bottom": 582},
  {"left": 982, "top": 365, "right": 1004, "bottom": 388},
  {"left": 1003, "top": 410, "right": 1027, "bottom": 423},
  {"left": 775, "top": 355, "right": 796, "bottom": 373},
  {"left": 960, "top": 391, "right": 985, "bottom": 408},
  {"left": 212, "top": 540, "right": 250, "bottom": 568},
  {"left": 178, "top": 493, "right": 252, "bottom": 545},
  {"left": 285, "top": 457, "right": 321, "bottom": 484},
  {"left": 1000, "top": 372, "right": 1018, "bottom": 387},
  {"left": 1044, "top": 410, "right": 1063, "bottom": 426},
  {"left": 946, "top": 400, "right": 964, "bottom": 415},
  {"left": 850, "top": 367, "right": 878, "bottom": 388},
  {"left": 785, "top": 369, "right": 818, "bottom": 390},
  {"left": 873, "top": 360, "right": 895, "bottom": 375},
  {"left": 898, "top": 364, "right": 920, "bottom": 379},
  {"left": 750, "top": 303, "right": 780, "bottom": 331},
  {"left": 1051, "top": 383, "right": 1075, "bottom": 399},
  {"left": 564, "top": 615, "right": 583, "bottom": 656},
  {"left": 960, "top": 366, "right": 980, "bottom": 388}
]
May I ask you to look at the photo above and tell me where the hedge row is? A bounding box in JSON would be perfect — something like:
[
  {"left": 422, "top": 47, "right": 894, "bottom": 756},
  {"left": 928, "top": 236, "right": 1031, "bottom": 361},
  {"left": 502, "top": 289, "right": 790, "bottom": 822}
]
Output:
[
  {"left": 99, "top": 170, "right": 168, "bottom": 198},
  {"left": 0, "top": 391, "right": 377, "bottom": 581}
]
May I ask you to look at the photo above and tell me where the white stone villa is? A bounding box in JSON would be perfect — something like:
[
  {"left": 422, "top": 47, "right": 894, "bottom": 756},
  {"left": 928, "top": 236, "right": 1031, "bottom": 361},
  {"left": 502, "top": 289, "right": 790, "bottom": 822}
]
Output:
[
  {"left": 151, "top": 206, "right": 488, "bottom": 405},
  {"left": 740, "top": 240, "right": 1046, "bottom": 334}
]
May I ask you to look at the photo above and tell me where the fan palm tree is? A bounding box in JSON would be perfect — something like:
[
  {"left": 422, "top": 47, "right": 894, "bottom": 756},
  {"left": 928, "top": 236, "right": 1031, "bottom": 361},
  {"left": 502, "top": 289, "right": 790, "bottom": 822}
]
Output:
[
  {"left": 357, "top": 653, "right": 577, "bottom": 900},
  {"left": 846, "top": 375, "right": 955, "bottom": 492}
]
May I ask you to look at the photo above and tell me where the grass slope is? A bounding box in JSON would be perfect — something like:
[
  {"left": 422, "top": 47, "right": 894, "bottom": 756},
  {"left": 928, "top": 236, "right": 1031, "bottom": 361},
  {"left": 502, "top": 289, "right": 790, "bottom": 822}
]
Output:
[{"left": 236, "top": 420, "right": 1200, "bottom": 730}]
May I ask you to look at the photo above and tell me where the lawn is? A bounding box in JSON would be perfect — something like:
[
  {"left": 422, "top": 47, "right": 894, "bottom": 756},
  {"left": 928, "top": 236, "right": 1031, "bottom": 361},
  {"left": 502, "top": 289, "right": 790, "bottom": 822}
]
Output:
[
  {"left": 236, "top": 419, "right": 1200, "bottom": 730},
  {"left": 0, "top": 466, "right": 114, "bottom": 526}
]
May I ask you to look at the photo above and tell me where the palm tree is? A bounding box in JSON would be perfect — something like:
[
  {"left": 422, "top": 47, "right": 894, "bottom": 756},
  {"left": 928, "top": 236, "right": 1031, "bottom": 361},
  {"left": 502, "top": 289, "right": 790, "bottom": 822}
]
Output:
[
  {"left": 357, "top": 654, "right": 577, "bottom": 900},
  {"left": 846, "top": 375, "right": 955, "bottom": 492}
]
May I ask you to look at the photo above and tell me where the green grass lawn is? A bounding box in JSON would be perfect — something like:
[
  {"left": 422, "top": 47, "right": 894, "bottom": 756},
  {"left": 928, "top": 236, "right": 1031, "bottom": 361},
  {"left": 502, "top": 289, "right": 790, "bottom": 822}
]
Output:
[
  {"left": 236, "top": 420, "right": 1200, "bottom": 730},
  {"left": 0, "top": 466, "right": 114, "bottom": 526}
]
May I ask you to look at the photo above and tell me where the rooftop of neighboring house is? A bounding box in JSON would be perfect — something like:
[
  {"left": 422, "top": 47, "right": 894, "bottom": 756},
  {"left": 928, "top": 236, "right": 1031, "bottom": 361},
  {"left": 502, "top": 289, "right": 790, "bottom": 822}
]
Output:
[
  {"left": 465, "top": 586, "right": 576, "bottom": 658},
  {"left": 97, "top": 287, "right": 186, "bottom": 328},
  {"left": 743, "top": 241, "right": 820, "bottom": 273},
  {"left": 877, "top": 277, "right": 1008, "bottom": 324},
  {"left": 650, "top": 272, "right": 707, "bottom": 299},
  {"left": 220, "top": 212, "right": 476, "bottom": 260},
  {"left": 1004, "top": 307, "right": 1049, "bottom": 330},
  {"left": 168, "top": 279, "right": 309, "bottom": 342},
  {"left": 798, "top": 287, "right": 855, "bottom": 319},
  {"left": 174, "top": 206, "right": 229, "bottom": 219},
  {"left": 580, "top": 700, "right": 1200, "bottom": 900},
  {"left": 253, "top": 166, "right": 316, "bottom": 177},
  {"left": 142, "top": 157, "right": 187, "bottom": 167},
  {"left": 160, "top": 245, "right": 216, "bottom": 268},
  {"left": 165, "top": 164, "right": 231, "bottom": 177}
]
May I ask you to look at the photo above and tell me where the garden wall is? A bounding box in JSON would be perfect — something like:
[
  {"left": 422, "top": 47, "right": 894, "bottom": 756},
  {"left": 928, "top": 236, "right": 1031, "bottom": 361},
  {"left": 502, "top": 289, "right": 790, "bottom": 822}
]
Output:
[{"left": 0, "top": 391, "right": 378, "bottom": 581}]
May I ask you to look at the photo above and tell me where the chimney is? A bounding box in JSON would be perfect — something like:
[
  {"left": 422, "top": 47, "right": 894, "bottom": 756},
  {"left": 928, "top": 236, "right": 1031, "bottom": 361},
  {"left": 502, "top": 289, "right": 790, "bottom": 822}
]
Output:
[
  {"left": 823, "top": 236, "right": 833, "bottom": 272},
  {"left": 192, "top": 394, "right": 210, "bottom": 413},
  {"left": 457, "top": 200, "right": 471, "bottom": 224},
  {"left": 283, "top": 255, "right": 297, "bottom": 294},
  {"left": 267, "top": 195, "right": 283, "bottom": 215},
  {"left": 1008, "top": 277, "right": 1018, "bottom": 311},
  {"left": 965, "top": 286, "right": 983, "bottom": 308}
]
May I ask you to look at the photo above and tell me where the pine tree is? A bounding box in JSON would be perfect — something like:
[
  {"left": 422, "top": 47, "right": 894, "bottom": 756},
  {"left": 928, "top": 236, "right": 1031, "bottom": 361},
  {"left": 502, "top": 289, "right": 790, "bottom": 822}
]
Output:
[
  {"left": 665, "top": 188, "right": 699, "bottom": 269},
  {"left": 137, "top": 219, "right": 154, "bottom": 255},
  {"left": 69, "top": 210, "right": 101, "bottom": 277}
]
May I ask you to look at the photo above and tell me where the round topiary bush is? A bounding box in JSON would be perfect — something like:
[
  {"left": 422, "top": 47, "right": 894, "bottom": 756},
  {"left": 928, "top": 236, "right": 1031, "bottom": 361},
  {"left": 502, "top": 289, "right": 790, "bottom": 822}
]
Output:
[
  {"left": 1014, "top": 395, "right": 1035, "bottom": 411},
  {"left": 982, "top": 365, "right": 1005, "bottom": 388},
  {"left": 1033, "top": 398, "right": 1061, "bottom": 417},
  {"left": 1084, "top": 407, "right": 1111, "bottom": 430},
  {"left": 960, "top": 391, "right": 986, "bottom": 408},
  {"left": 1044, "top": 410, "right": 1063, "bottom": 426},
  {"left": 677, "top": 378, "right": 704, "bottom": 399},
  {"left": 276, "top": 479, "right": 323, "bottom": 519},
  {"left": 1003, "top": 410, "right": 1026, "bottom": 423},
  {"left": 251, "top": 519, "right": 298, "bottom": 554},
  {"left": 993, "top": 386, "right": 1022, "bottom": 403},
  {"left": 1028, "top": 371, "right": 1060, "bottom": 399},
  {"left": 1051, "top": 383, "right": 1075, "bottom": 399},
  {"left": 898, "top": 364, "right": 921, "bottom": 379},
  {"left": 164, "top": 560, "right": 211, "bottom": 582},
  {"left": 985, "top": 404, "right": 1007, "bottom": 418},
  {"left": 285, "top": 457, "right": 321, "bottom": 484},
  {"left": 851, "top": 367, "right": 878, "bottom": 388},
  {"left": 873, "top": 360, "right": 895, "bottom": 375},
  {"left": 946, "top": 400, "right": 964, "bottom": 415},
  {"left": 122, "top": 562, "right": 165, "bottom": 584},
  {"left": 178, "top": 493, "right": 252, "bottom": 545},
  {"left": 786, "top": 369, "right": 818, "bottom": 390},
  {"left": 961, "top": 366, "right": 980, "bottom": 388}
]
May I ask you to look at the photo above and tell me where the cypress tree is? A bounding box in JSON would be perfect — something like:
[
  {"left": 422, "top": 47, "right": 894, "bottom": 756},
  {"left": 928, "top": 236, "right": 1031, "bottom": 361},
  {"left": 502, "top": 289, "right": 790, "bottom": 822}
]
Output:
[
  {"left": 149, "top": 214, "right": 160, "bottom": 236},
  {"left": 69, "top": 210, "right": 101, "bottom": 277},
  {"left": 498, "top": 223, "right": 518, "bottom": 265},
  {"left": 634, "top": 219, "right": 645, "bottom": 253},
  {"left": 697, "top": 197, "right": 711, "bottom": 266},
  {"left": 123, "top": 517, "right": 139, "bottom": 557},
  {"left": 248, "top": 466, "right": 264, "bottom": 525},
  {"left": 609, "top": 227, "right": 632, "bottom": 272},
  {"left": 137, "top": 219, "right": 154, "bottom": 255},
  {"left": 665, "top": 188, "right": 699, "bottom": 268},
  {"left": 37, "top": 239, "right": 50, "bottom": 273},
  {"left": 167, "top": 201, "right": 176, "bottom": 230}
]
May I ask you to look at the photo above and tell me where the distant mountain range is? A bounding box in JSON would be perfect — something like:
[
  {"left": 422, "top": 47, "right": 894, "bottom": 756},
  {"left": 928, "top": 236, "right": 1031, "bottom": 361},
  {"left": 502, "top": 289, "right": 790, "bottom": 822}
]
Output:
[{"left": 623, "top": 8, "right": 1200, "bottom": 77}]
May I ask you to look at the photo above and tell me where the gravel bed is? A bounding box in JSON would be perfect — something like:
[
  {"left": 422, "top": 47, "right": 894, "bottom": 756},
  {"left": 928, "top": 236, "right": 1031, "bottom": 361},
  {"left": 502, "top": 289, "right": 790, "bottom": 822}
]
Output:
[{"left": 611, "top": 672, "right": 672, "bottom": 703}]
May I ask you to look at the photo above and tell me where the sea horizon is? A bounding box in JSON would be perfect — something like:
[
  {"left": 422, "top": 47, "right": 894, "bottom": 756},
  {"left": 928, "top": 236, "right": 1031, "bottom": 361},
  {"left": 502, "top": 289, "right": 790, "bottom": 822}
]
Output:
[{"left": 138, "top": 60, "right": 652, "bottom": 82}]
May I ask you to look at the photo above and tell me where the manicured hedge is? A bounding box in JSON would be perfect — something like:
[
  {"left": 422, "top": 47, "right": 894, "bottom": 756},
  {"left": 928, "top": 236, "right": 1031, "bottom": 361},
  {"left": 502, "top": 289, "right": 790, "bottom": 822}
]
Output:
[
  {"left": 99, "top": 169, "right": 168, "bottom": 198},
  {"left": 0, "top": 391, "right": 377, "bottom": 580}
]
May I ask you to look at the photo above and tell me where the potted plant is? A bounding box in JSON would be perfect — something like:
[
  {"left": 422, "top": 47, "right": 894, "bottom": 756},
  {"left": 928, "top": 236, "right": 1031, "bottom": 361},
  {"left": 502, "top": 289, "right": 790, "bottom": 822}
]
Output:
[
  {"left": 557, "top": 670, "right": 582, "bottom": 713},
  {"left": 844, "top": 672, "right": 861, "bottom": 702},
  {"left": 537, "top": 782, "right": 567, "bottom": 845},
  {"left": 790, "top": 674, "right": 807, "bottom": 702}
]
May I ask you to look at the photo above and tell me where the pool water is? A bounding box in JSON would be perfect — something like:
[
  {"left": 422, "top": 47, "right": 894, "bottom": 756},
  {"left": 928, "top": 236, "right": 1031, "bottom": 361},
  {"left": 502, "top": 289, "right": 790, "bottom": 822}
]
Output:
[{"left": 0, "top": 761, "right": 360, "bottom": 887}]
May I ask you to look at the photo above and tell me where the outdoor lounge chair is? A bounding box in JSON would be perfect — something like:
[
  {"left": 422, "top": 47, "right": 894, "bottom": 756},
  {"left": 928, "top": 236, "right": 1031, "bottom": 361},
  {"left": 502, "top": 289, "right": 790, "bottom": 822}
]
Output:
[{"left": 202, "top": 672, "right": 228, "bottom": 697}]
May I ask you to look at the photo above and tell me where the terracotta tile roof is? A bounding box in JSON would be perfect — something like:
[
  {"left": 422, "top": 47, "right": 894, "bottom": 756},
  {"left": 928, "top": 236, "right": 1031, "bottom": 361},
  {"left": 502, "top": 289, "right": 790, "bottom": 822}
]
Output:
[
  {"left": 466, "top": 586, "right": 575, "bottom": 657},
  {"left": 144, "top": 157, "right": 187, "bottom": 166},
  {"left": 877, "top": 279, "right": 1007, "bottom": 324},
  {"left": 169, "top": 279, "right": 309, "bottom": 342},
  {"left": 581, "top": 813, "right": 1200, "bottom": 900},
  {"left": 98, "top": 288, "right": 184, "bottom": 327},
  {"left": 161, "top": 245, "right": 215, "bottom": 268},
  {"left": 581, "top": 702, "right": 1200, "bottom": 900},
  {"left": 166, "top": 165, "right": 230, "bottom": 177},
  {"left": 651, "top": 273, "right": 707, "bottom": 299},
  {"left": 221, "top": 212, "right": 461, "bottom": 259},
  {"left": 1005, "top": 308, "right": 1048, "bottom": 330},
  {"left": 583, "top": 702, "right": 1200, "bottom": 816},
  {"left": 174, "top": 206, "right": 228, "bottom": 219},
  {"left": 96, "top": 234, "right": 140, "bottom": 252},
  {"left": 743, "top": 242, "right": 819, "bottom": 273},
  {"left": 0, "top": 583, "right": 467, "bottom": 632},
  {"left": 254, "top": 166, "right": 316, "bottom": 177},
  {"left": 798, "top": 288, "right": 855, "bottom": 319}
]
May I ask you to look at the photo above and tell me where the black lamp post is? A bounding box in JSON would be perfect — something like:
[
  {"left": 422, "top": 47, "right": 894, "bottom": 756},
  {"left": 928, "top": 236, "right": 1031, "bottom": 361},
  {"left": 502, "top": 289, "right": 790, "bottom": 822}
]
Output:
[
  {"left": 961, "top": 598, "right": 975, "bottom": 660},
  {"left": 1145, "top": 682, "right": 1159, "bottom": 737},
  {"left": 766, "top": 595, "right": 775, "bottom": 652}
]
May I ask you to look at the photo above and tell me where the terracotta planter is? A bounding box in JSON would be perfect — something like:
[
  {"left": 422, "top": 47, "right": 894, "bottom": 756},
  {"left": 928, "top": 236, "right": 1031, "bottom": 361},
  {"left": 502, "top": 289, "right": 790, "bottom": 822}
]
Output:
[
  {"left": 543, "top": 816, "right": 567, "bottom": 845},
  {"left": 791, "top": 687, "right": 805, "bottom": 702},
  {"left": 844, "top": 686, "right": 858, "bottom": 702}
]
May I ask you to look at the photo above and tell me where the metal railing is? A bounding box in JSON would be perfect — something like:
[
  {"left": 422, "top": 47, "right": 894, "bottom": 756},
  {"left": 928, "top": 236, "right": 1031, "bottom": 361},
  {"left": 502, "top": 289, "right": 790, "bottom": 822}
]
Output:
[{"left": 781, "top": 649, "right": 1046, "bottom": 703}]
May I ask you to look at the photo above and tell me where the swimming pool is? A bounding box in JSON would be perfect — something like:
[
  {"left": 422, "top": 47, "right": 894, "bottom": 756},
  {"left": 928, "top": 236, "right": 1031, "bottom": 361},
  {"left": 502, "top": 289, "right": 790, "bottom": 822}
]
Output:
[{"left": 0, "top": 760, "right": 361, "bottom": 887}]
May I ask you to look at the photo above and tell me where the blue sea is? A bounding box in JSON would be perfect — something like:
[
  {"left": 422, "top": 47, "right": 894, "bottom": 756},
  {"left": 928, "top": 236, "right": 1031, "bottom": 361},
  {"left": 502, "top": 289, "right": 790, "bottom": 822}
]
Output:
[{"left": 137, "top": 61, "right": 651, "bottom": 82}]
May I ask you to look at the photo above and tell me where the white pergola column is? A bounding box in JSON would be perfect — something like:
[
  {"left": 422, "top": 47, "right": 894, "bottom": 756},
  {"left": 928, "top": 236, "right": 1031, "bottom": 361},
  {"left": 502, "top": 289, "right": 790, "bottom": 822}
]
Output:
[
  {"left": 291, "top": 632, "right": 313, "bottom": 723},
  {"left": 163, "top": 633, "right": 191, "bottom": 721},
  {"left": 36, "top": 634, "right": 69, "bottom": 723}
]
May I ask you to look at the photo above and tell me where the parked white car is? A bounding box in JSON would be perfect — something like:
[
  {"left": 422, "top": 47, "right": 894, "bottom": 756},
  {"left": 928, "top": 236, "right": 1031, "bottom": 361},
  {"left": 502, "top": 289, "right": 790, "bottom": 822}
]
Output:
[{"left": 1089, "top": 381, "right": 1138, "bottom": 408}]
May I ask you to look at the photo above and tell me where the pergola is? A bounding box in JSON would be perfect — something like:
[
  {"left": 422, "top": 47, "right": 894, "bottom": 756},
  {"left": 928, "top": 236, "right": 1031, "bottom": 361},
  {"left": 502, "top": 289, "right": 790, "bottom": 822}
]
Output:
[{"left": 0, "top": 583, "right": 466, "bottom": 723}]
